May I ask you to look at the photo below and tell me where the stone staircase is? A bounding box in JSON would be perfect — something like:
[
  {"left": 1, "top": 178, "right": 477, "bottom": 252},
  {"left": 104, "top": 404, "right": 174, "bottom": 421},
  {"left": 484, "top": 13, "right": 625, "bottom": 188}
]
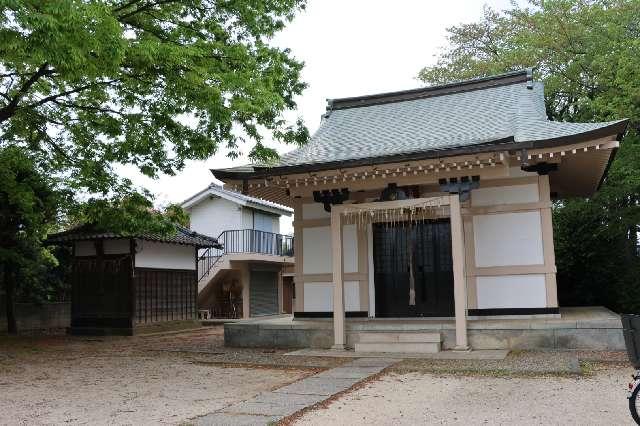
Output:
[{"left": 354, "top": 331, "right": 442, "bottom": 353}]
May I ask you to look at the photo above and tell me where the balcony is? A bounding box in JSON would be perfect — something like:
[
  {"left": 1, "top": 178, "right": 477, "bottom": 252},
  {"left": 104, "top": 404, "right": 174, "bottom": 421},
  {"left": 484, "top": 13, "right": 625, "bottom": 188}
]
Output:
[{"left": 198, "top": 229, "right": 294, "bottom": 281}]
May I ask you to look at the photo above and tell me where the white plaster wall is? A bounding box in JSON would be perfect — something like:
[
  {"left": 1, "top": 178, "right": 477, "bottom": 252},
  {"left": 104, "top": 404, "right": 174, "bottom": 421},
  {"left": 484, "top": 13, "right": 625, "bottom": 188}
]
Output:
[
  {"left": 303, "top": 282, "right": 332, "bottom": 311},
  {"left": 302, "top": 224, "right": 358, "bottom": 274},
  {"left": 302, "top": 203, "right": 330, "bottom": 220},
  {"left": 476, "top": 275, "right": 547, "bottom": 308},
  {"left": 75, "top": 241, "right": 95, "bottom": 256},
  {"left": 471, "top": 184, "right": 539, "bottom": 207},
  {"left": 303, "top": 226, "right": 331, "bottom": 274},
  {"left": 303, "top": 281, "right": 360, "bottom": 311},
  {"left": 188, "top": 196, "right": 244, "bottom": 238},
  {"left": 473, "top": 211, "right": 544, "bottom": 267},
  {"left": 343, "top": 225, "right": 358, "bottom": 274},
  {"left": 344, "top": 281, "right": 360, "bottom": 311},
  {"left": 134, "top": 240, "right": 196, "bottom": 270},
  {"left": 103, "top": 239, "right": 130, "bottom": 254}
]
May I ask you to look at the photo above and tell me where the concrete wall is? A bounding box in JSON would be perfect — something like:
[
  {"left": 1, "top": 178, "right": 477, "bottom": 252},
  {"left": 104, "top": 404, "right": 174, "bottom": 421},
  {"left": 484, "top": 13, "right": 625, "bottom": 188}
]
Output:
[
  {"left": 224, "top": 319, "right": 625, "bottom": 351},
  {"left": 135, "top": 240, "right": 196, "bottom": 270},
  {"left": 0, "top": 301, "right": 70, "bottom": 332}
]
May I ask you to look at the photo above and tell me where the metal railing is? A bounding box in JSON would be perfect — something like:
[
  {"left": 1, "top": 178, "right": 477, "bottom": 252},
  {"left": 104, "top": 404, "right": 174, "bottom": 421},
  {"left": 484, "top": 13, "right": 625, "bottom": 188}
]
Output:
[{"left": 198, "top": 229, "right": 294, "bottom": 281}]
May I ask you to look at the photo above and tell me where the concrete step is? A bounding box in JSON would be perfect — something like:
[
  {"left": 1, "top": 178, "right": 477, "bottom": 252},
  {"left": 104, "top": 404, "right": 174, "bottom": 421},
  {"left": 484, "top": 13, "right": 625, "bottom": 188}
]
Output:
[
  {"left": 357, "top": 332, "right": 441, "bottom": 343},
  {"left": 354, "top": 341, "right": 441, "bottom": 353}
]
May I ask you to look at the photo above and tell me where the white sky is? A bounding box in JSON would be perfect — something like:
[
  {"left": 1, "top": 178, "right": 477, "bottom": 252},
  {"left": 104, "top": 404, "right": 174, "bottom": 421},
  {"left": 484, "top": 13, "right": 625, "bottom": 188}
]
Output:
[{"left": 121, "top": 0, "right": 516, "bottom": 233}]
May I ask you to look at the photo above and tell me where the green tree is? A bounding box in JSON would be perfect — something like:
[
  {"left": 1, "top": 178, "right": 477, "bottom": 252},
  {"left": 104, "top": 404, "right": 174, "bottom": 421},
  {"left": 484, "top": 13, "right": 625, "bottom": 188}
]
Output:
[
  {"left": 418, "top": 0, "right": 640, "bottom": 312},
  {"left": 0, "top": 0, "right": 308, "bottom": 202},
  {"left": 0, "top": 1, "right": 309, "bottom": 331},
  {"left": 0, "top": 146, "right": 64, "bottom": 333}
]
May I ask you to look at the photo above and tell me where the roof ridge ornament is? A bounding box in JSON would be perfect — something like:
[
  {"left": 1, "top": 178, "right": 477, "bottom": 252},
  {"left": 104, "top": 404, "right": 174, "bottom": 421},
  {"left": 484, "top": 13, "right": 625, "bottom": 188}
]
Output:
[{"left": 526, "top": 68, "right": 534, "bottom": 90}]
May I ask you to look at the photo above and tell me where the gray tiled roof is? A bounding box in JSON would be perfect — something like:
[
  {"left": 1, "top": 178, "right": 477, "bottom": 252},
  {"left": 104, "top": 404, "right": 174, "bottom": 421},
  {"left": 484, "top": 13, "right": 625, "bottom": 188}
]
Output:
[
  {"left": 278, "top": 80, "right": 621, "bottom": 167},
  {"left": 212, "top": 70, "right": 626, "bottom": 178},
  {"left": 47, "top": 225, "right": 222, "bottom": 248}
]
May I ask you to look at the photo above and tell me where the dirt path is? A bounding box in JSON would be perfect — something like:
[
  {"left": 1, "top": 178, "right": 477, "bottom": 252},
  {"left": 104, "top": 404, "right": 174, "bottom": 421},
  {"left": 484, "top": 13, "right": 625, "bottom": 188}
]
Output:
[{"left": 293, "top": 364, "right": 635, "bottom": 425}]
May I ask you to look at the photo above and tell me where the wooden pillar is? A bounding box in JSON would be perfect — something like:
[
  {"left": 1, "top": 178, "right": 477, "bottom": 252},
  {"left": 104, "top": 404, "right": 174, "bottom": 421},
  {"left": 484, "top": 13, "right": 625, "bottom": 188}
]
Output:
[
  {"left": 450, "top": 194, "right": 470, "bottom": 350},
  {"left": 331, "top": 205, "right": 345, "bottom": 350},
  {"left": 539, "top": 175, "right": 559, "bottom": 308}
]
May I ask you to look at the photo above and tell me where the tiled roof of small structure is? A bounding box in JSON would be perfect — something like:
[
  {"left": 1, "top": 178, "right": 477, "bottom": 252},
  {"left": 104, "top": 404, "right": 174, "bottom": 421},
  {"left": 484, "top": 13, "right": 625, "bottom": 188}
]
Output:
[
  {"left": 212, "top": 69, "right": 627, "bottom": 179},
  {"left": 180, "top": 184, "right": 293, "bottom": 215},
  {"left": 47, "top": 224, "right": 222, "bottom": 248}
]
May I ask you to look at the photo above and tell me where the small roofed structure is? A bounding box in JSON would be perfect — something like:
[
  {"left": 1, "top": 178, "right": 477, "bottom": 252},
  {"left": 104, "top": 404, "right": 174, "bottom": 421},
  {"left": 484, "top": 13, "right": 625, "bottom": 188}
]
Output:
[{"left": 48, "top": 225, "right": 221, "bottom": 335}]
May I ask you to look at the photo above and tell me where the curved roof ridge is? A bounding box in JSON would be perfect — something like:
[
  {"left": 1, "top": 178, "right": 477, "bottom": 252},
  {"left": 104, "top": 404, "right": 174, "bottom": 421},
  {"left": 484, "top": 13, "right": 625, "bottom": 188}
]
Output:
[{"left": 328, "top": 69, "right": 531, "bottom": 111}]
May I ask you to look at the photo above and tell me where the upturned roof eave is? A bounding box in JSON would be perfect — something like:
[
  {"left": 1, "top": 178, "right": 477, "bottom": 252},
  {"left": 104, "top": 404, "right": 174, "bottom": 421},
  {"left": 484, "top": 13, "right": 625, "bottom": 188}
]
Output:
[{"left": 212, "top": 119, "right": 628, "bottom": 181}]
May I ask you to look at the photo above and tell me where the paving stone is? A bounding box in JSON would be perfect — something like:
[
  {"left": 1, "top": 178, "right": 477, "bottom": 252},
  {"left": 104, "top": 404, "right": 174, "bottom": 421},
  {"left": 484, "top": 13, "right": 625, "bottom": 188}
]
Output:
[
  {"left": 194, "top": 412, "right": 278, "bottom": 426},
  {"left": 222, "top": 401, "right": 305, "bottom": 417},
  {"left": 251, "top": 391, "right": 327, "bottom": 407},
  {"left": 273, "top": 377, "right": 359, "bottom": 396},
  {"left": 313, "top": 366, "right": 382, "bottom": 379},
  {"left": 347, "top": 357, "right": 400, "bottom": 367},
  {"left": 194, "top": 356, "right": 397, "bottom": 424}
]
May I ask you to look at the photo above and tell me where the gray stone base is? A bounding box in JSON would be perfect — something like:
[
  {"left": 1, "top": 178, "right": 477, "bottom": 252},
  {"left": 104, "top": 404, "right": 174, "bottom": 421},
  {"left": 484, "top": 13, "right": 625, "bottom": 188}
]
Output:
[{"left": 224, "top": 307, "right": 625, "bottom": 351}]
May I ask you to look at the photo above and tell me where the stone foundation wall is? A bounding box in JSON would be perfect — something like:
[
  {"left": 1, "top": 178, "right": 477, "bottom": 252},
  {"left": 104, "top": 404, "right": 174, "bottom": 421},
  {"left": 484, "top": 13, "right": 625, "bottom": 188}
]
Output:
[
  {"left": 224, "top": 319, "right": 625, "bottom": 351},
  {"left": 0, "top": 302, "right": 71, "bottom": 332}
]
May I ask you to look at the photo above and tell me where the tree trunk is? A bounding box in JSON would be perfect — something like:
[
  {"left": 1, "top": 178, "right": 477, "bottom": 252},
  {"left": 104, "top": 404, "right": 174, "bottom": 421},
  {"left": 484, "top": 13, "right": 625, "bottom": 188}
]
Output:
[{"left": 4, "top": 263, "right": 17, "bottom": 334}]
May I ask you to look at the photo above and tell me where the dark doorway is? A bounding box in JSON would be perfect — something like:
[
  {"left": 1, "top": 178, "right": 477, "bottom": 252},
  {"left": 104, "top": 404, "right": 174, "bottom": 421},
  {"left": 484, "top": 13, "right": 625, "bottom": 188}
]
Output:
[
  {"left": 373, "top": 219, "right": 454, "bottom": 317},
  {"left": 282, "top": 277, "right": 294, "bottom": 314}
]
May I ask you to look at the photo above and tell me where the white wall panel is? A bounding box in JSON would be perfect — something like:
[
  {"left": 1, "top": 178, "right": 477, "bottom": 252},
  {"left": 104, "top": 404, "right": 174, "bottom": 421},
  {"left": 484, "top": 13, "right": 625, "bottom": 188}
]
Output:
[
  {"left": 345, "top": 281, "right": 360, "bottom": 311},
  {"left": 476, "top": 275, "right": 547, "bottom": 309},
  {"left": 471, "top": 184, "right": 539, "bottom": 207},
  {"left": 473, "top": 211, "right": 544, "bottom": 267},
  {"left": 302, "top": 281, "right": 360, "bottom": 312},
  {"left": 302, "top": 203, "right": 330, "bottom": 220},
  {"left": 303, "top": 282, "right": 332, "bottom": 311},
  {"left": 135, "top": 240, "right": 196, "bottom": 270},
  {"left": 303, "top": 226, "right": 332, "bottom": 274},
  {"left": 302, "top": 225, "right": 358, "bottom": 274},
  {"left": 343, "top": 225, "right": 358, "bottom": 274},
  {"left": 188, "top": 197, "right": 244, "bottom": 238}
]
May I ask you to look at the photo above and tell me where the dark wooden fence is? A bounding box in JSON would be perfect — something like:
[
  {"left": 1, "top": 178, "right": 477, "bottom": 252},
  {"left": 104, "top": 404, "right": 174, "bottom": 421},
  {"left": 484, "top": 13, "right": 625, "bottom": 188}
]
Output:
[{"left": 133, "top": 268, "right": 197, "bottom": 324}]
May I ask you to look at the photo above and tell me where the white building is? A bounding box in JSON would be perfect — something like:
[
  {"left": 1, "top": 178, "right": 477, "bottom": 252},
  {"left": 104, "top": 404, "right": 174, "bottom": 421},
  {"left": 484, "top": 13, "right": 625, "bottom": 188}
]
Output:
[{"left": 181, "top": 184, "right": 295, "bottom": 318}]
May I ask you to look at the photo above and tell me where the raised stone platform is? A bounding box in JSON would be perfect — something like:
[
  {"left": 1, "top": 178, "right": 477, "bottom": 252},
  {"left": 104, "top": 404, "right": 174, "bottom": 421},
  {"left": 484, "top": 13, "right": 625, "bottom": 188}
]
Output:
[{"left": 224, "top": 307, "right": 624, "bottom": 351}]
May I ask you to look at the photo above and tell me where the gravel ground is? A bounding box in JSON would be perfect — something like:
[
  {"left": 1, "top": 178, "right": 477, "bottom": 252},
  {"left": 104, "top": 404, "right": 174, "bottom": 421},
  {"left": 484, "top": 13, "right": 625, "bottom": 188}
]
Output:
[
  {"left": 293, "top": 363, "right": 636, "bottom": 425},
  {"left": 0, "top": 327, "right": 331, "bottom": 425},
  {"left": 391, "top": 350, "right": 584, "bottom": 376}
]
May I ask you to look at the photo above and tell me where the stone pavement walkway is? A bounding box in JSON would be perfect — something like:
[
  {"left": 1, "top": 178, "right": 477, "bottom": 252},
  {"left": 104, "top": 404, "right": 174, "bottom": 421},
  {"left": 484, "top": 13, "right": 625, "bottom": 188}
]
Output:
[{"left": 193, "top": 357, "right": 399, "bottom": 426}]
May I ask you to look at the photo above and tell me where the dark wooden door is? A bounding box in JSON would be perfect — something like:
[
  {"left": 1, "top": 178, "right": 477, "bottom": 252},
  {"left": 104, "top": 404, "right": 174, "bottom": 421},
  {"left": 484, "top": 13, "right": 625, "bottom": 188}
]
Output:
[
  {"left": 373, "top": 219, "right": 454, "bottom": 317},
  {"left": 71, "top": 255, "right": 133, "bottom": 328},
  {"left": 282, "top": 277, "right": 293, "bottom": 314}
]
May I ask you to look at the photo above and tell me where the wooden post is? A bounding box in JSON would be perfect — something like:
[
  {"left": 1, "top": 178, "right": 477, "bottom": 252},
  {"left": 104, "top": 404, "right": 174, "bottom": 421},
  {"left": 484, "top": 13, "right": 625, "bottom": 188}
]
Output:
[
  {"left": 450, "top": 194, "right": 470, "bottom": 350},
  {"left": 331, "top": 205, "right": 346, "bottom": 350}
]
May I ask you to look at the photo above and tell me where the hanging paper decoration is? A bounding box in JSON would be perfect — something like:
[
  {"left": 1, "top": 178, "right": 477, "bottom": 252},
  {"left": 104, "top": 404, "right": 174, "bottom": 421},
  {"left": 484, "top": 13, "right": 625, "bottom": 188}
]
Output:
[{"left": 340, "top": 196, "right": 449, "bottom": 228}]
